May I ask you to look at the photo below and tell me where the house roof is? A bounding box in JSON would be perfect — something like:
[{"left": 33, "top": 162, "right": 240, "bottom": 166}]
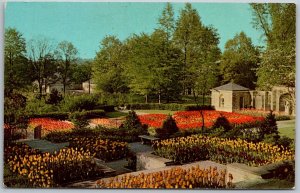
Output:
[{"left": 212, "top": 82, "right": 250, "bottom": 91}]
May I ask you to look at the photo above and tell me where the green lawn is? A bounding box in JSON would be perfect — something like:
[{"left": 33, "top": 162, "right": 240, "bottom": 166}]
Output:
[
  {"left": 105, "top": 111, "right": 128, "bottom": 118},
  {"left": 277, "top": 120, "right": 295, "bottom": 139},
  {"left": 135, "top": 109, "right": 177, "bottom": 115}
]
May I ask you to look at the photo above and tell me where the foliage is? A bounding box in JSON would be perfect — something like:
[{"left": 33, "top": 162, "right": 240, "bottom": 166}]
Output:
[
  {"left": 4, "top": 28, "right": 33, "bottom": 95},
  {"left": 5, "top": 144, "right": 104, "bottom": 187},
  {"left": 212, "top": 115, "right": 232, "bottom": 132},
  {"left": 55, "top": 41, "right": 78, "bottom": 95},
  {"left": 62, "top": 94, "right": 100, "bottom": 112},
  {"left": 156, "top": 115, "right": 179, "bottom": 139},
  {"left": 97, "top": 166, "right": 232, "bottom": 189},
  {"left": 27, "top": 37, "right": 58, "bottom": 96},
  {"left": 46, "top": 89, "right": 63, "bottom": 105},
  {"left": 120, "top": 111, "right": 148, "bottom": 136},
  {"left": 220, "top": 32, "right": 259, "bottom": 89},
  {"left": 153, "top": 135, "right": 294, "bottom": 166},
  {"left": 251, "top": 4, "right": 296, "bottom": 112},
  {"left": 258, "top": 111, "right": 279, "bottom": 139},
  {"left": 69, "top": 137, "right": 129, "bottom": 161},
  {"left": 93, "top": 36, "right": 129, "bottom": 94},
  {"left": 68, "top": 111, "right": 89, "bottom": 130}
]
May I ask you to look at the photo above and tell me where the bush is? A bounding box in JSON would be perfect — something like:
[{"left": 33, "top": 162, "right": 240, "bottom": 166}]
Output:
[
  {"left": 29, "top": 112, "right": 69, "bottom": 120},
  {"left": 259, "top": 111, "right": 279, "bottom": 139},
  {"left": 46, "top": 89, "right": 63, "bottom": 105},
  {"left": 155, "top": 115, "right": 179, "bottom": 139},
  {"left": 62, "top": 95, "right": 100, "bottom": 112},
  {"left": 212, "top": 115, "right": 232, "bottom": 132},
  {"left": 276, "top": 136, "right": 294, "bottom": 150},
  {"left": 69, "top": 111, "right": 89, "bottom": 129}
]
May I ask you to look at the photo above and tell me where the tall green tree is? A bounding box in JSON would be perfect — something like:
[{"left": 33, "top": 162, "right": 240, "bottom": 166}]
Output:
[
  {"left": 251, "top": 3, "right": 296, "bottom": 110},
  {"left": 192, "top": 26, "right": 221, "bottom": 104},
  {"left": 220, "top": 32, "right": 259, "bottom": 89},
  {"left": 93, "top": 36, "right": 129, "bottom": 94},
  {"left": 55, "top": 41, "right": 78, "bottom": 95},
  {"left": 173, "top": 3, "right": 203, "bottom": 95},
  {"left": 4, "top": 28, "right": 32, "bottom": 96}
]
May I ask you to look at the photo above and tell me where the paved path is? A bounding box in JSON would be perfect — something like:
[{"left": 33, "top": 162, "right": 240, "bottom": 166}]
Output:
[
  {"left": 67, "top": 142, "right": 154, "bottom": 188},
  {"left": 18, "top": 139, "right": 69, "bottom": 153}
]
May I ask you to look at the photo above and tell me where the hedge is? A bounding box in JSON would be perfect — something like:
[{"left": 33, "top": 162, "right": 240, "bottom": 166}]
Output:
[
  {"left": 126, "top": 103, "right": 214, "bottom": 111},
  {"left": 29, "top": 109, "right": 105, "bottom": 120}
]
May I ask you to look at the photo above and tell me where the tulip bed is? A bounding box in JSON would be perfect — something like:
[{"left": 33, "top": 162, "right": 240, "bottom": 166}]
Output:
[
  {"left": 5, "top": 143, "right": 104, "bottom": 188},
  {"left": 96, "top": 166, "right": 231, "bottom": 189},
  {"left": 90, "top": 118, "right": 123, "bottom": 128},
  {"left": 153, "top": 135, "right": 294, "bottom": 166},
  {"left": 69, "top": 137, "right": 129, "bottom": 162},
  {"left": 29, "top": 118, "right": 74, "bottom": 134},
  {"left": 139, "top": 110, "right": 264, "bottom": 130}
]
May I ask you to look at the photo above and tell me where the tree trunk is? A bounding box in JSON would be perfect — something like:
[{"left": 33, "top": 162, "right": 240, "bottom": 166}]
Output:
[
  {"left": 88, "top": 79, "right": 91, "bottom": 94},
  {"left": 145, "top": 94, "right": 148, "bottom": 103},
  {"left": 158, "top": 92, "right": 161, "bottom": 104}
]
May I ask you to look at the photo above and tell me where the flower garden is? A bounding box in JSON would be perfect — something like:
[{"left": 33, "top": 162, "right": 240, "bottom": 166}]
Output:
[
  {"left": 96, "top": 166, "right": 232, "bottom": 189},
  {"left": 152, "top": 135, "right": 294, "bottom": 166},
  {"left": 138, "top": 110, "right": 265, "bottom": 130},
  {"left": 3, "top": 107, "right": 295, "bottom": 188}
]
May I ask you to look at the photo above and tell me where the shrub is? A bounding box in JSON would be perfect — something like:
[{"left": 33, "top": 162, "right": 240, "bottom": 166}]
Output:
[
  {"left": 121, "top": 110, "right": 147, "bottom": 135},
  {"left": 46, "top": 89, "right": 63, "bottom": 105},
  {"left": 155, "top": 115, "right": 179, "bottom": 139},
  {"left": 259, "top": 111, "right": 279, "bottom": 140},
  {"left": 68, "top": 111, "right": 89, "bottom": 129},
  {"left": 212, "top": 115, "right": 232, "bottom": 132},
  {"left": 276, "top": 136, "right": 294, "bottom": 150},
  {"left": 62, "top": 95, "right": 100, "bottom": 112},
  {"left": 29, "top": 112, "right": 69, "bottom": 120}
]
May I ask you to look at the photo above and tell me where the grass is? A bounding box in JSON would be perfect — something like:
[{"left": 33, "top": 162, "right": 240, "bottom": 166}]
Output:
[
  {"left": 105, "top": 111, "right": 128, "bottom": 118},
  {"left": 246, "top": 179, "right": 294, "bottom": 189},
  {"left": 135, "top": 109, "right": 177, "bottom": 115},
  {"left": 277, "top": 120, "right": 295, "bottom": 139}
]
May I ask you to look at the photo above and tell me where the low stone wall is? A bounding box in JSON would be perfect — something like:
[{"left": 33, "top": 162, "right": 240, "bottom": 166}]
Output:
[{"left": 135, "top": 152, "right": 288, "bottom": 186}]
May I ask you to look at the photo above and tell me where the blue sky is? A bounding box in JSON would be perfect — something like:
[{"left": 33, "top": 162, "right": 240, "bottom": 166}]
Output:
[{"left": 5, "top": 2, "right": 264, "bottom": 59}]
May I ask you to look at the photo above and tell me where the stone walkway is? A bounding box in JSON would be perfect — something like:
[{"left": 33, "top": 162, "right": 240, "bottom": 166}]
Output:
[
  {"left": 67, "top": 142, "right": 154, "bottom": 188},
  {"left": 18, "top": 139, "right": 69, "bottom": 153}
]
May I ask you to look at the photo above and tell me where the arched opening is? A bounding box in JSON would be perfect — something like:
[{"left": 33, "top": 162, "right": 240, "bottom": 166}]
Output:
[{"left": 279, "top": 93, "right": 292, "bottom": 115}]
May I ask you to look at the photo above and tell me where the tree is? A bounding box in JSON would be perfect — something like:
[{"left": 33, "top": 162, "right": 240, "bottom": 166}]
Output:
[
  {"left": 55, "top": 41, "right": 78, "bottom": 95},
  {"left": 251, "top": 3, "right": 296, "bottom": 111},
  {"left": 73, "top": 60, "right": 93, "bottom": 93},
  {"left": 192, "top": 26, "right": 221, "bottom": 104},
  {"left": 27, "top": 37, "right": 57, "bottom": 96},
  {"left": 173, "top": 3, "right": 203, "bottom": 95},
  {"left": 93, "top": 36, "right": 129, "bottom": 94},
  {"left": 220, "top": 32, "right": 259, "bottom": 89},
  {"left": 4, "top": 28, "right": 32, "bottom": 96}
]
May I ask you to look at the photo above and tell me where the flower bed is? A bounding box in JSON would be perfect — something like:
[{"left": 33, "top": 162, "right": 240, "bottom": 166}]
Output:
[
  {"left": 29, "top": 118, "right": 74, "bottom": 134},
  {"left": 69, "top": 137, "right": 129, "bottom": 162},
  {"left": 96, "top": 166, "right": 231, "bottom": 188},
  {"left": 90, "top": 118, "right": 123, "bottom": 128},
  {"left": 138, "top": 110, "right": 264, "bottom": 130},
  {"left": 152, "top": 135, "right": 294, "bottom": 166},
  {"left": 5, "top": 143, "right": 104, "bottom": 188}
]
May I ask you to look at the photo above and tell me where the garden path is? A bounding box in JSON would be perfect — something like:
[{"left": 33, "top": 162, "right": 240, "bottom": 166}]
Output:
[
  {"left": 67, "top": 142, "right": 154, "bottom": 188},
  {"left": 18, "top": 139, "right": 69, "bottom": 153}
]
